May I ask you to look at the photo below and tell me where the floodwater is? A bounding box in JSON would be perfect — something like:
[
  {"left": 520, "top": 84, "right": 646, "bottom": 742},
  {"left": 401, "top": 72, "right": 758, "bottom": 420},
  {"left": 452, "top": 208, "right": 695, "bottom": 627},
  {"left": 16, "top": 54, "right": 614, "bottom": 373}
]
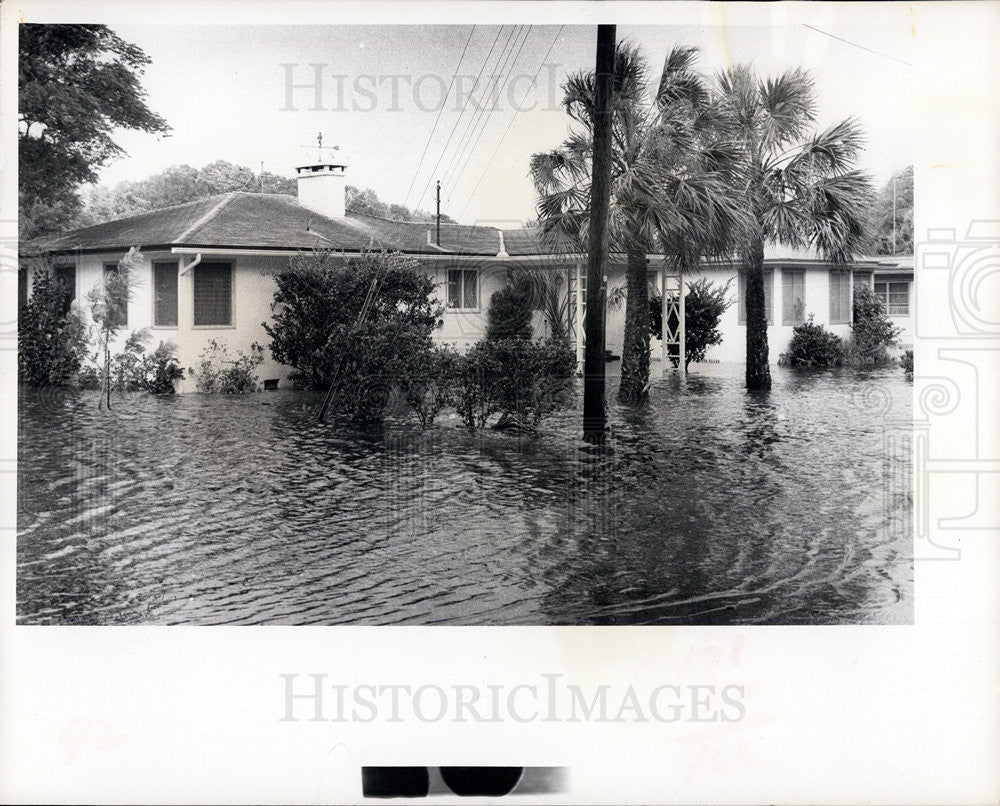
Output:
[{"left": 17, "top": 363, "right": 913, "bottom": 625}]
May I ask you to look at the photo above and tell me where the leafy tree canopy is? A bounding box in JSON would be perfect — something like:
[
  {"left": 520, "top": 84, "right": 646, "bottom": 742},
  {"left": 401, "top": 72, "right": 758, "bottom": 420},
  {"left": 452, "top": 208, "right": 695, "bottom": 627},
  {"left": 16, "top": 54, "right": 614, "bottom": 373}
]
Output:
[
  {"left": 870, "top": 165, "right": 913, "bottom": 256},
  {"left": 19, "top": 24, "right": 170, "bottom": 238}
]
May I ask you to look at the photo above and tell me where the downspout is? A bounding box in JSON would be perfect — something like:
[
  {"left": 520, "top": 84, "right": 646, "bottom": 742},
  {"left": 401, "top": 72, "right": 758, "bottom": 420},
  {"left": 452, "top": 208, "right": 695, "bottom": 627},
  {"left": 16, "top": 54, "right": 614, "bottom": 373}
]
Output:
[{"left": 179, "top": 252, "right": 203, "bottom": 276}]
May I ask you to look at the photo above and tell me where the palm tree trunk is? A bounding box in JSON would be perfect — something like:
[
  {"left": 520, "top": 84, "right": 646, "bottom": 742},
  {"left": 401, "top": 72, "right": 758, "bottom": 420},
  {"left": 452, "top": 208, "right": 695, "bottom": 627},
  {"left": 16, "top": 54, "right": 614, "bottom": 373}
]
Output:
[
  {"left": 744, "top": 236, "right": 771, "bottom": 391},
  {"left": 618, "top": 246, "right": 650, "bottom": 404}
]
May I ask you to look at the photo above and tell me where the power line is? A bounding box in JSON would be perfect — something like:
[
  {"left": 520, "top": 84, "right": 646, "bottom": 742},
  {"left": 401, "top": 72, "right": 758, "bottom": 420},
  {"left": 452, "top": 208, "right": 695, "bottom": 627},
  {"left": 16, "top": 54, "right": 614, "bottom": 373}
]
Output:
[
  {"left": 413, "top": 26, "right": 506, "bottom": 212},
  {"left": 802, "top": 24, "right": 912, "bottom": 67},
  {"left": 458, "top": 26, "right": 564, "bottom": 221},
  {"left": 402, "top": 25, "right": 476, "bottom": 210},
  {"left": 440, "top": 25, "right": 522, "bottom": 190},
  {"left": 446, "top": 25, "right": 534, "bottom": 194}
]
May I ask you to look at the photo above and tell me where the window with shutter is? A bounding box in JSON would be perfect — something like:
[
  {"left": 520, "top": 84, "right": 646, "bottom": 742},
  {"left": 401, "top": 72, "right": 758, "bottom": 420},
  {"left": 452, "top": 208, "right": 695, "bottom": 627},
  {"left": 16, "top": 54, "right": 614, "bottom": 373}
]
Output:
[
  {"left": 781, "top": 270, "right": 806, "bottom": 326},
  {"left": 153, "top": 261, "right": 179, "bottom": 327},
  {"left": 829, "top": 271, "right": 851, "bottom": 324},
  {"left": 193, "top": 262, "right": 233, "bottom": 326}
]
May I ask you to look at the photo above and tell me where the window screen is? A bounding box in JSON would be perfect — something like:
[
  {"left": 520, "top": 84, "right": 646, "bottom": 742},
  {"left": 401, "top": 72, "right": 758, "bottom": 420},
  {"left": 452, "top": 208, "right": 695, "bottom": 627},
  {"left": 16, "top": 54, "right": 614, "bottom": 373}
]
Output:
[
  {"left": 447, "top": 269, "right": 479, "bottom": 309},
  {"left": 874, "top": 280, "right": 910, "bottom": 316},
  {"left": 193, "top": 263, "right": 232, "bottom": 326},
  {"left": 153, "top": 261, "right": 179, "bottom": 327}
]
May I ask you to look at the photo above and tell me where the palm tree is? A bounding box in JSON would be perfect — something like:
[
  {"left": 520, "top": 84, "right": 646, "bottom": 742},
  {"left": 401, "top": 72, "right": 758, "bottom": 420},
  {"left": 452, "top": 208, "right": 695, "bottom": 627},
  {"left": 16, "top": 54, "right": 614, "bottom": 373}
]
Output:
[
  {"left": 530, "top": 43, "right": 746, "bottom": 404},
  {"left": 714, "top": 65, "right": 875, "bottom": 390}
]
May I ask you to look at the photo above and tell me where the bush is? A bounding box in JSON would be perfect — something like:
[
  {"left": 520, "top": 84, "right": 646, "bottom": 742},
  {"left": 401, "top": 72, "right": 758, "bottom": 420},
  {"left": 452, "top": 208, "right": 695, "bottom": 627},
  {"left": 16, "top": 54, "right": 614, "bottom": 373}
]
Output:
[
  {"left": 101, "top": 330, "right": 185, "bottom": 393},
  {"left": 398, "top": 343, "right": 460, "bottom": 429},
  {"left": 265, "top": 249, "right": 442, "bottom": 422},
  {"left": 454, "top": 338, "right": 575, "bottom": 431},
  {"left": 652, "top": 278, "right": 734, "bottom": 369},
  {"left": 781, "top": 316, "right": 845, "bottom": 367},
  {"left": 195, "top": 340, "right": 263, "bottom": 393},
  {"left": 18, "top": 268, "right": 88, "bottom": 386},
  {"left": 486, "top": 274, "right": 534, "bottom": 341},
  {"left": 847, "top": 284, "right": 901, "bottom": 365}
]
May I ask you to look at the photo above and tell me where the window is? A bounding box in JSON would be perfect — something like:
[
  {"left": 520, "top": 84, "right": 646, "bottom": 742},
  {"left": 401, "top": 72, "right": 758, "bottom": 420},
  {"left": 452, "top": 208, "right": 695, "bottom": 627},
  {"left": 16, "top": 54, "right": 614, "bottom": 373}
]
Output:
[
  {"left": 829, "top": 271, "right": 851, "bottom": 324},
  {"left": 738, "top": 269, "right": 773, "bottom": 325},
  {"left": 447, "top": 269, "right": 478, "bottom": 310},
  {"left": 647, "top": 271, "right": 659, "bottom": 296},
  {"left": 193, "top": 262, "right": 233, "bottom": 326},
  {"left": 54, "top": 264, "right": 76, "bottom": 316},
  {"left": 153, "top": 261, "right": 179, "bottom": 327},
  {"left": 103, "top": 263, "right": 128, "bottom": 328},
  {"left": 874, "top": 279, "right": 911, "bottom": 316},
  {"left": 781, "top": 269, "right": 806, "bottom": 326}
]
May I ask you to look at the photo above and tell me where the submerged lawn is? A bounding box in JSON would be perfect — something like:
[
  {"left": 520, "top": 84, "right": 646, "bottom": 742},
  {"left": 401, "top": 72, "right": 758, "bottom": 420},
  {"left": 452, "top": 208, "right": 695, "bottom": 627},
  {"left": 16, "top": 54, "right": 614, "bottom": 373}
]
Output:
[{"left": 17, "top": 363, "right": 913, "bottom": 625}]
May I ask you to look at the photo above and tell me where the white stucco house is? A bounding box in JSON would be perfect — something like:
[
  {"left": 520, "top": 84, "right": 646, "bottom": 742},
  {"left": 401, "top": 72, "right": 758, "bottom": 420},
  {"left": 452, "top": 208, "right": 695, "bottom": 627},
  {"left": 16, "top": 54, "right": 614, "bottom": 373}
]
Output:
[{"left": 21, "top": 153, "right": 914, "bottom": 391}]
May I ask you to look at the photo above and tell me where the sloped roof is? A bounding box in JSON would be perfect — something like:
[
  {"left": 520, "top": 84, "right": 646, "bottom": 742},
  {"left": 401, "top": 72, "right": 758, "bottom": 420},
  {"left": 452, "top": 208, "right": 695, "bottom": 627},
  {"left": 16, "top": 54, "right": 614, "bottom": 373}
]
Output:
[
  {"left": 30, "top": 192, "right": 502, "bottom": 256},
  {"left": 28, "top": 191, "right": 916, "bottom": 272}
]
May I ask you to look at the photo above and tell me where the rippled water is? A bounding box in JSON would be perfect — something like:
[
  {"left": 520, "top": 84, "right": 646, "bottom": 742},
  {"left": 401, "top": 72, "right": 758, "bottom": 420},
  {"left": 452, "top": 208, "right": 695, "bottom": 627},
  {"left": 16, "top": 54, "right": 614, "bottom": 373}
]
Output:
[{"left": 17, "top": 363, "right": 912, "bottom": 625}]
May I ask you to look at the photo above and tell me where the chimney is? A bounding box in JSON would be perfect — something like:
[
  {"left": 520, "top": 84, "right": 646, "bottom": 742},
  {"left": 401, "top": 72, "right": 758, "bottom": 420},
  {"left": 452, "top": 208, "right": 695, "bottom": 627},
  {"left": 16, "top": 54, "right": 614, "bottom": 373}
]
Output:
[{"left": 295, "top": 146, "right": 347, "bottom": 219}]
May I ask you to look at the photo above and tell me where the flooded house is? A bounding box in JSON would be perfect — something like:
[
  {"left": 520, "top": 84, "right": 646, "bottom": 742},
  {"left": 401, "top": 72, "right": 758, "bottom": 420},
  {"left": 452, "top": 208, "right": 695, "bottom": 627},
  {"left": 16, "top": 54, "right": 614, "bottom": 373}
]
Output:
[{"left": 22, "top": 153, "right": 914, "bottom": 391}]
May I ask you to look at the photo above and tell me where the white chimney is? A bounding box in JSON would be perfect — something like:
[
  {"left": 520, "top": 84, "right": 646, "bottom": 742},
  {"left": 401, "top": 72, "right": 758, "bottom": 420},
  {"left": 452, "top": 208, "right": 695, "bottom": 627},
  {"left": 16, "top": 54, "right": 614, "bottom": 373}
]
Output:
[{"left": 295, "top": 148, "right": 347, "bottom": 219}]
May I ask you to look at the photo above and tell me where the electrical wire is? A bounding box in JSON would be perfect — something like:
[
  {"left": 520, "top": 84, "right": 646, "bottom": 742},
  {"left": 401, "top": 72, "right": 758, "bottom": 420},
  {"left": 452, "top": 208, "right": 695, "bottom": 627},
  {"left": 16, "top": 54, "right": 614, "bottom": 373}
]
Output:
[{"left": 457, "top": 26, "right": 564, "bottom": 221}]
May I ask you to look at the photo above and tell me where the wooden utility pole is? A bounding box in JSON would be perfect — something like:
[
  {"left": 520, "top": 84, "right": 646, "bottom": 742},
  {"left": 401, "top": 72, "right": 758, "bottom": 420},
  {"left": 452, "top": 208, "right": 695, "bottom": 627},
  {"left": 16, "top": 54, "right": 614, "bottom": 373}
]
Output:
[
  {"left": 436, "top": 180, "right": 442, "bottom": 246},
  {"left": 583, "top": 24, "right": 616, "bottom": 444}
]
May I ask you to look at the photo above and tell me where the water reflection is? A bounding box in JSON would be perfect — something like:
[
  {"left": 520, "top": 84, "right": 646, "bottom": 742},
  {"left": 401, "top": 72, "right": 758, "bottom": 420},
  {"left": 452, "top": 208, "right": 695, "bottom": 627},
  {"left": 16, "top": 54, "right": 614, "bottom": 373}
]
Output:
[{"left": 17, "top": 363, "right": 913, "bottom": 625}]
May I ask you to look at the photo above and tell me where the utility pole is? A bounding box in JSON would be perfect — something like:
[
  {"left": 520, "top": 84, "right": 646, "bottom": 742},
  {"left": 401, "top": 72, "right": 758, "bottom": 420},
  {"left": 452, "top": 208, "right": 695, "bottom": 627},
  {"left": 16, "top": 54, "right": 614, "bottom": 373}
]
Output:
[
  {"left": 260, "top": 161, "right": 264, "bottom": 193},
  {"left": 583, "top": 24, "right": 615, "bottom": 444},
  {"left": 891, "top": 171, "right": 897, "bottom": 256},
  {"left": 436, "top": 180, "right": 442, "bottom": 246}
]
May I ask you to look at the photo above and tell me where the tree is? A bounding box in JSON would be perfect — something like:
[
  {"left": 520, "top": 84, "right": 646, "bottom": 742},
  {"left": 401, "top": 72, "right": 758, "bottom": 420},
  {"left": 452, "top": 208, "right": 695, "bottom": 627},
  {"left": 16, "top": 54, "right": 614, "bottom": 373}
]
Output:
[
  {"left": 19, "top": 25, "right": 170, "bottom": 239},
  {"left": 870, "top": 166, "right": 913, "bottom": 256},
  {"left": 77, "top": 161, "right": 298, "bottom": 225},
  {"left": 87, "top": 247, "right": 141, "bottom": 409},
  {"left": 714, "top": 65, "right": 875, "bottom": 390},
  {"left": 530, "top": 43, "right": 746, "bottom": 405}
]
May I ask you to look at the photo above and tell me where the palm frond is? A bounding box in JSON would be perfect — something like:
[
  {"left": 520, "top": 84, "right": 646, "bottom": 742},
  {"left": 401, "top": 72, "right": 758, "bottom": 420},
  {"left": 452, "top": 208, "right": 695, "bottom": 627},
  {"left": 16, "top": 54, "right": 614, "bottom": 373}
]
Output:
[{"left": 757, "top": 68, "right": 816, "bottom": 152}]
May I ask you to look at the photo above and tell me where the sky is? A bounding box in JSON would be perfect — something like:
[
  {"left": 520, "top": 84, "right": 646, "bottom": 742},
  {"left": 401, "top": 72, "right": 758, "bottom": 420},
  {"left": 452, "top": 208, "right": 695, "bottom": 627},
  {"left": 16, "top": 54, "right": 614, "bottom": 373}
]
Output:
[{"left": 100, "top": 16, "right": 914, "bottom": 227}]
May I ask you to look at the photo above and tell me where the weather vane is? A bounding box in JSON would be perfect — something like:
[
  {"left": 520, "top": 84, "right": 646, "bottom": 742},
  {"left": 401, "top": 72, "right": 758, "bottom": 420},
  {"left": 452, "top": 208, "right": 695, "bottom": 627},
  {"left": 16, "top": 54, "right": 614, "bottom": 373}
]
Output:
[{"left": 301, "top": 131, "right": 339, "bottom": 163}]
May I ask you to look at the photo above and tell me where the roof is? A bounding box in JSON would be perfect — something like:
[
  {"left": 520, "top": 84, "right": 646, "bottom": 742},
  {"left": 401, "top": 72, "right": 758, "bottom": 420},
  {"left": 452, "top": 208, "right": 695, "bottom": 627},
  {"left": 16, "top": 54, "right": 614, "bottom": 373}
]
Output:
[
  {"left": 30, "top": 192, "right": 502, "bottom": 256},
  {"left": 27, "top": 192, "right": 916, "bottom": 272}
]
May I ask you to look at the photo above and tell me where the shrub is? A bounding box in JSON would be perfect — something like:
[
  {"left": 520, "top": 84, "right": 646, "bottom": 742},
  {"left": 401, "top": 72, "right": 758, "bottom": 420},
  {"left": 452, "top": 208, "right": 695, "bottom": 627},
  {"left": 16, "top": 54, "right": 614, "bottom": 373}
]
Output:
[
  {"left": 454, "top": 338, "right": 575, "bottom": 431},
  {"left": 195, "top": 340, "right": 264, "bottom": 393},
  {"left": 265, "top": 249, "right": 442, "bottom": 422},
  {"left": 399, "top": 344, "right": 460, "bottom": 429},
  {"left": 485, "top": 274, "right": 534, "bottom": 341},
  {"left": 847, "top": 284, "right": 901, "bottom": 365},
  {"left": 18, "top": 267, "right": 88, "bottom": 386},
  {"left": 781, "top": 316, "right": 845, "bottom": 367},
  {"left": 901, "top": 349, "right": 913, "bottom": 379},
  {"left": 102, "top": 330, "right": 185, "bottom": 393}
]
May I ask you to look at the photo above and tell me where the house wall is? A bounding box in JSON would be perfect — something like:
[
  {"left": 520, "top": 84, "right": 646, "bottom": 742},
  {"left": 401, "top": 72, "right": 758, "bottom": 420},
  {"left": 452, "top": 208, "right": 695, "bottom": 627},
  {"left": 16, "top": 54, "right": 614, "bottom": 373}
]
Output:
[{"left": 25, "top": 251, "right": 914, "bottom": 393}]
